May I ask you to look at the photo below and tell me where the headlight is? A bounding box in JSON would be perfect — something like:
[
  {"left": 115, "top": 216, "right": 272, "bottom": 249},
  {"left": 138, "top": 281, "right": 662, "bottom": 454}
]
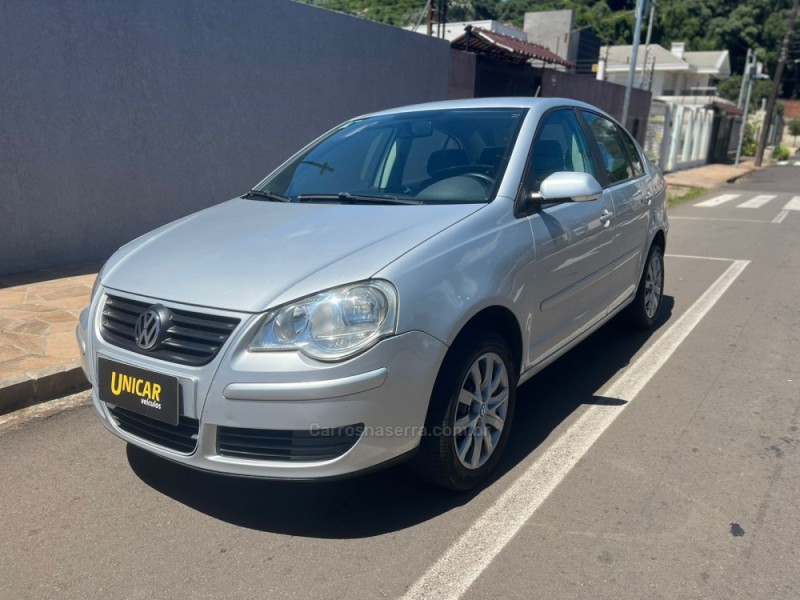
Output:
[
  {"left": 249, "top": 280, "right": 398, "bottom": 361},
  {"left": 91, "top": 262, "right": 108, "bottom": 299}
]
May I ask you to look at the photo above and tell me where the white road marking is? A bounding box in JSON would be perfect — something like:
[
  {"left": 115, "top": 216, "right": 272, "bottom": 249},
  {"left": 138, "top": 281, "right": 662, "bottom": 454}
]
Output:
[
  {"left": 794, "top": 161, "right": 800, "bottom": 166},
  {"left": 772, "top": 211, "right": 789, "bottom": 224},
  {"left": 737, "top": 194, "right": 776, "bottom": 208},
  {"left": 670, "top": 216, "right": 769, "bottom": 224},
  {"left": 694, "top": 193, "right": 740, "bottom": 207},
  {"left": 666, "top": 253, "right": 738, "bottom": 261},
  {"left": 782, "top": 196, "right": 800, "bottom": 211},
  {"left": 402, "top": 259, "right": 750, "bottom": 600},
  {"left": 778, "top": 161, "right": 789, "bottom": 166}
]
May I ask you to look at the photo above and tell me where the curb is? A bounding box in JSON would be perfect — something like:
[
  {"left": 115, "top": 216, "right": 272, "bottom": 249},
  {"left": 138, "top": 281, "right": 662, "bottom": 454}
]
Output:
[
  {"left": 725, "top": 168, "right": 757, "bottom": 184},
  {"left": 0, "top": 361, "right": 90, "bottom": 416}
]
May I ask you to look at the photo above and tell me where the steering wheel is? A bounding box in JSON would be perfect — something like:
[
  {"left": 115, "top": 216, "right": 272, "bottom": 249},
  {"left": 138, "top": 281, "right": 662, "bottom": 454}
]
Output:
[
  {"left": 462, "top": 172, "right": 494, "bottom": 186},
  {"left": 455, "top": 172, "right": 495, "bottom": 194}
]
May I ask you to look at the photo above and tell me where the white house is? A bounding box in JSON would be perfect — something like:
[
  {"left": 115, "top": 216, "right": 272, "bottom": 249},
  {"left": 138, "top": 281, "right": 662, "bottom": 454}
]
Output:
[
  {"left": 601, "top": 42, "right": 731, "bottom": 100},
  {"left": 601, "top": 42, "right": 734, "bottom": 172},
  {"left": 404, "top": 19, "right": 526, "bottom": 42}
]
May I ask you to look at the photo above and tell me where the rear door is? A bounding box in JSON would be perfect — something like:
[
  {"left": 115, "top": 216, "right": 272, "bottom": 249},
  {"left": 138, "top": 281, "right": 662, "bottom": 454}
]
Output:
[
  {"left": 579, "top": 111, "right": 651, "bottom": 313},
  {"left": 520, "top": 108, "right": 616, "bottom": 367}
]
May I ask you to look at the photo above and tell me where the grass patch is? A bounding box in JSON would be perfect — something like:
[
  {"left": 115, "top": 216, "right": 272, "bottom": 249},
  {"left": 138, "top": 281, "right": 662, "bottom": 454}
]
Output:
[{"left": 667, "top": 186, "right": 705, "bottom": 207}]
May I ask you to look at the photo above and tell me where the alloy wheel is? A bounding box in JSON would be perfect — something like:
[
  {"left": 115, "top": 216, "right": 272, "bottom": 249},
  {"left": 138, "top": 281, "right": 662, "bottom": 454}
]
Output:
[
  {"left": 452, "top": 352, "right": 509, "bottom": 470},
  {"left": 644, "top": 251, "right": 663, "bottom": 319}
]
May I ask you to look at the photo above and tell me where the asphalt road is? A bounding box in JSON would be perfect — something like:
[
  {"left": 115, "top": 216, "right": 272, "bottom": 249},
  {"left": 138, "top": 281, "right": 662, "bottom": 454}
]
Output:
[{"left": 2, "top": 165, "right": 799, "bottom": 600}]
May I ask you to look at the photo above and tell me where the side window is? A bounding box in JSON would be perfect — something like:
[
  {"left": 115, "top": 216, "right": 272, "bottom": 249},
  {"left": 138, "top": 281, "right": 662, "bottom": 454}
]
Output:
[
  {"left": 619, "top": 129, "right": 644, "bottom": 177},
  {"left": 525, "top": 109, "right": 595, "bottom": 193},
  {"left": 581, "top": 111, "right": 634, "bottom": 184}
]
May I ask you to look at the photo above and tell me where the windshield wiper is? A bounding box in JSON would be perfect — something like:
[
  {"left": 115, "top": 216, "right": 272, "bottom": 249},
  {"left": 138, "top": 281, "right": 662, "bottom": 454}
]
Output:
[
  {"left": 242, "top": 189, "right": 292, "bottom": 202},
  {"left": 297, "top": 193, "right": 421, "bottom": 205}
]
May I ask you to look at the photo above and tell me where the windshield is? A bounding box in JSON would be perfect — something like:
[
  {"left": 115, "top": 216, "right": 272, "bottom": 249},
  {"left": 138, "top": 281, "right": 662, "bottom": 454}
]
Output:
[{"left": 254, "top": 108, "right": 527, "bottom": 204}]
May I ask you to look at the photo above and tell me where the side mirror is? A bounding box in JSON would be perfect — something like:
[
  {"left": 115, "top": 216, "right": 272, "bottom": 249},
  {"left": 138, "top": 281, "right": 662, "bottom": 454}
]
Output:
[{"left": 532, "top": 172, "right": 603, "bottom": 203}]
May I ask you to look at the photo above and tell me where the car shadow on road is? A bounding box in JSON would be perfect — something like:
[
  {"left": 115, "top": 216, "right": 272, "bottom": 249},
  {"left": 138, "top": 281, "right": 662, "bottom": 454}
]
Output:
[{"left": 128, "top": 296, "right": 674, "bottom": 538}]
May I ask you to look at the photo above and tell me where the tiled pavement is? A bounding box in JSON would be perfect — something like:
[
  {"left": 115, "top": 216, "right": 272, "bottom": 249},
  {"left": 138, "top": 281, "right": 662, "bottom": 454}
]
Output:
[
  {"left": 0, "top": 265, "right": 97, "bottom": 408},
  {"left": 0, "top": 158, "right": 765, "bottom": 411}
]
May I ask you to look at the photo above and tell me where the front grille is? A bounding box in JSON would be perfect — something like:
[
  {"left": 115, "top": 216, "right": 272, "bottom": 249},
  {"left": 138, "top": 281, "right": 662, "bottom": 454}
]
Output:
[
  {"left": 217, "top": 423, "right": 364, "bottom": 461},
  {"left": 109, "top": 406, "right": 199, "bottom": 453},
  {"left": 100, "top": 294, "right": 240, "bottom": 366}
]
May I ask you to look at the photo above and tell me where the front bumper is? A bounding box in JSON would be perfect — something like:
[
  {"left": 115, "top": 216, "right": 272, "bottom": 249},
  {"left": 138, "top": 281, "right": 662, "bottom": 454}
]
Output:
[{"left": 77, "top": 289, "right": 447, "bottom": 479}]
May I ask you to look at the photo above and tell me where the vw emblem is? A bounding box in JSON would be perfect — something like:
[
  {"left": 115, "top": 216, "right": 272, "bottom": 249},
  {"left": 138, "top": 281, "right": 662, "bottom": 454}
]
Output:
[{"left": 134, "top": 306, "right": 167, "bottom": 350}]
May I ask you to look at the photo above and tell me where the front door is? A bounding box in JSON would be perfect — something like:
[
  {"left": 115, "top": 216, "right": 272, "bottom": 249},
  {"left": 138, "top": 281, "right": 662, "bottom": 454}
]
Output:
[{"left": 520, "top": 109, "right": 616, "bottom": 368}]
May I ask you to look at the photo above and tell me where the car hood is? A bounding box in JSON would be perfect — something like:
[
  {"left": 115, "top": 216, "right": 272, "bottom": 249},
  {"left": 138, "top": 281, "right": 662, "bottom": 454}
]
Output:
[{"left": 103, "top": 198, "right": 483, "bottom": 312}]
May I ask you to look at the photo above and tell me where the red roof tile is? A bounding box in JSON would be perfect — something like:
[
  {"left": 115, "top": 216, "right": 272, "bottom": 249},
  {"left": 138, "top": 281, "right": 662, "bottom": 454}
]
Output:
[{"left": 450, "top": 26, "right": 574, "bottom": 68}]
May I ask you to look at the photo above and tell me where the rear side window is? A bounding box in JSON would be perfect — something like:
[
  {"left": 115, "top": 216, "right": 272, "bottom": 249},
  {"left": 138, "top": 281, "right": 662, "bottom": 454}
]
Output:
[
  {"left": 581, "top": 111, "right": 634, "bottom": 184},
  {"left": 619, "top": 129, "right": 644, "bottom": 177}
]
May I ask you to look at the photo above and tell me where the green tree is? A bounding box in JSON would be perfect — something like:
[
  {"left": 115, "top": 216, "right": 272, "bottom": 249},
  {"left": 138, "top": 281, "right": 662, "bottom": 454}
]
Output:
[
  {"left": 447, "top": 0, "right": 501, "bottom": 21},
  {"left": 716, "top": 74, "right": 742, "bottom": 104},
  {"left": 788, "top": 117, "right": 800, "bottom": 146},
  {"left": 302, "top": 0, "right": 798, "bottom": 100},
  {"left": 718, "top": 75, "right": 780, "bottom": 110}
]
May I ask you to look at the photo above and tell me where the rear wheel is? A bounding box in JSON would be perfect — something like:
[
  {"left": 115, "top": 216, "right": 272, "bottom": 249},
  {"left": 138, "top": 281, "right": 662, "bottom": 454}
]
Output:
[
  {"left": 409, "top": 332, "right": 517, "bottom": 490},
  {"left": 626, "top": 243, "right": 664, "bottom": 330}
]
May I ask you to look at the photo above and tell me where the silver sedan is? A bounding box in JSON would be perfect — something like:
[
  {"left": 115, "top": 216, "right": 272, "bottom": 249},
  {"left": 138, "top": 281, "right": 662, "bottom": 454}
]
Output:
[{"left": 77, "top": 97, "right": 667, "bottom": 490}]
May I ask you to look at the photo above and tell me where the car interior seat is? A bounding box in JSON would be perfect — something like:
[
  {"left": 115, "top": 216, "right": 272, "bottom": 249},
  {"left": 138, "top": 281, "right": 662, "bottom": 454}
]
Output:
[
  {"left": 427, "top": 149, "right": 469, "bottom": 178},
  {"left": 477, "top": 146, "right": 504, "bottom": 177}
]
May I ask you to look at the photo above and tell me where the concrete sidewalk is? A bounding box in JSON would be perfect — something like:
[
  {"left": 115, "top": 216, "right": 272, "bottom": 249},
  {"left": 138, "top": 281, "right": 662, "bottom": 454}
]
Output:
[
  {"left": 664, "top": 157, "right": 759, "bottom": 198},
  {"left": 0, "top": 158, "right": 765, "bottom": 414}
]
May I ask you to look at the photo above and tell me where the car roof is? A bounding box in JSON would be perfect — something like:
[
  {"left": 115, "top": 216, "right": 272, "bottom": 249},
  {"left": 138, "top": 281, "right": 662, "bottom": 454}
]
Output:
[{"left": 362, "top": 97, "right": 608, "bottom": 119}]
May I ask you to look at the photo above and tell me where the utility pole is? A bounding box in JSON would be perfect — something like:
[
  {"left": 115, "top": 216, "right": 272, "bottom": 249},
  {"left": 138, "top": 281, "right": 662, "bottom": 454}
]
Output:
[
  {"left": 638, "top": 0, "right": 656, "bottom": 87},
  {"left": 738, "top": 48, "right": 752, "bottom": 109},
  {"left": 736, "top": 51, "right": 756, "bottom": 166},
  {"left": 644, "top": 0, "right": 656, "bottom": 46},
  {"left": 426, "top": 0, "right": 433, "bottom": 36},
  {"left": 755, "top": 0, "right": 800, "bottom": 166},
  {"left": 622, "top": 0, "right": 646, "bottom": 131}
]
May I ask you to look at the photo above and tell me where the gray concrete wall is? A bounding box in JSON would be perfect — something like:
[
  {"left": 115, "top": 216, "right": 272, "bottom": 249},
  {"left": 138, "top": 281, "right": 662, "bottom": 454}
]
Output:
[
  {"left": 540, "top": 71, "right": 652, "bottom": 144},
  {"left": 0, "top": 0, "right": 451, "bottom": 275},
  {"left": 524, "top": 10, "right": 574, "bottom": 62},
  {"left": 447, "top": 50, "right": 476, "bottom": 99}
]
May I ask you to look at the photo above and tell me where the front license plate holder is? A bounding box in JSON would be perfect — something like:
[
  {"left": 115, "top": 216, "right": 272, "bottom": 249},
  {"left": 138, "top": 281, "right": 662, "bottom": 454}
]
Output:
[{"left": 97, "top": 357, "right": 180, "bottom": 425}]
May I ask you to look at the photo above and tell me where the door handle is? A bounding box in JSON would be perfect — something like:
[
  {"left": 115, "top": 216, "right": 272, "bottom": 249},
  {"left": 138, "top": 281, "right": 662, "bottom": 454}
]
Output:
[{"left": 600, "top": 209, "right": 614, "bottom": 227}]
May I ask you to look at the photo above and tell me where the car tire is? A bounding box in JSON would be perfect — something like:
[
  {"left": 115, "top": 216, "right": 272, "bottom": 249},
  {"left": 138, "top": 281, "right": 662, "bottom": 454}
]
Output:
[
  {"left": 626, "top": 243, "right": 665, "bottom": 330},
  {"left": 408, "top": 331, "right": 517, "bottom": 491}
]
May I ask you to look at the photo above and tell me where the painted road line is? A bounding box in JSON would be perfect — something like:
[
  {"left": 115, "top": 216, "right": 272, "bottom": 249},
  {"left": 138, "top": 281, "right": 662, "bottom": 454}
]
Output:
[
  {"left": 694, "top": 193, "right": 740, "bottom": 207},
  {"left": 772, "top": 211, "right": 789, "bottom": 224},
  {"left": 401, "top": 259, "right": 750, "bottom": 600},
  {"left": 670, "top": 216, "right": 769, "bottom": 224},
  {"left": 737, "top": 194, "right": 776, "bottom": 208},
  {"left": 782, "top": 196, "right": 800, "bottom": 211},
  {"left": 666, "top": 253, "right": 739, "bottom": 262}
]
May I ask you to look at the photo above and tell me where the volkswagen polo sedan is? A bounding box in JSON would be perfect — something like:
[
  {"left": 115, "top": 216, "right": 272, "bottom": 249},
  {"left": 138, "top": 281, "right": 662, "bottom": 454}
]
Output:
[{"left": 77, "top": 98, "right": 667, "bottom": 490}]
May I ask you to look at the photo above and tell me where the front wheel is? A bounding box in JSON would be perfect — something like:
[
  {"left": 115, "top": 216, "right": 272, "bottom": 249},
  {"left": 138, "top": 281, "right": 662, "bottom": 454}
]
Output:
[
  {"left": 408, "top": 332, "right": 517, "bottom": 490},
  {"left": 626, "top": 243, "right": 664, "bottom": 330}
]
